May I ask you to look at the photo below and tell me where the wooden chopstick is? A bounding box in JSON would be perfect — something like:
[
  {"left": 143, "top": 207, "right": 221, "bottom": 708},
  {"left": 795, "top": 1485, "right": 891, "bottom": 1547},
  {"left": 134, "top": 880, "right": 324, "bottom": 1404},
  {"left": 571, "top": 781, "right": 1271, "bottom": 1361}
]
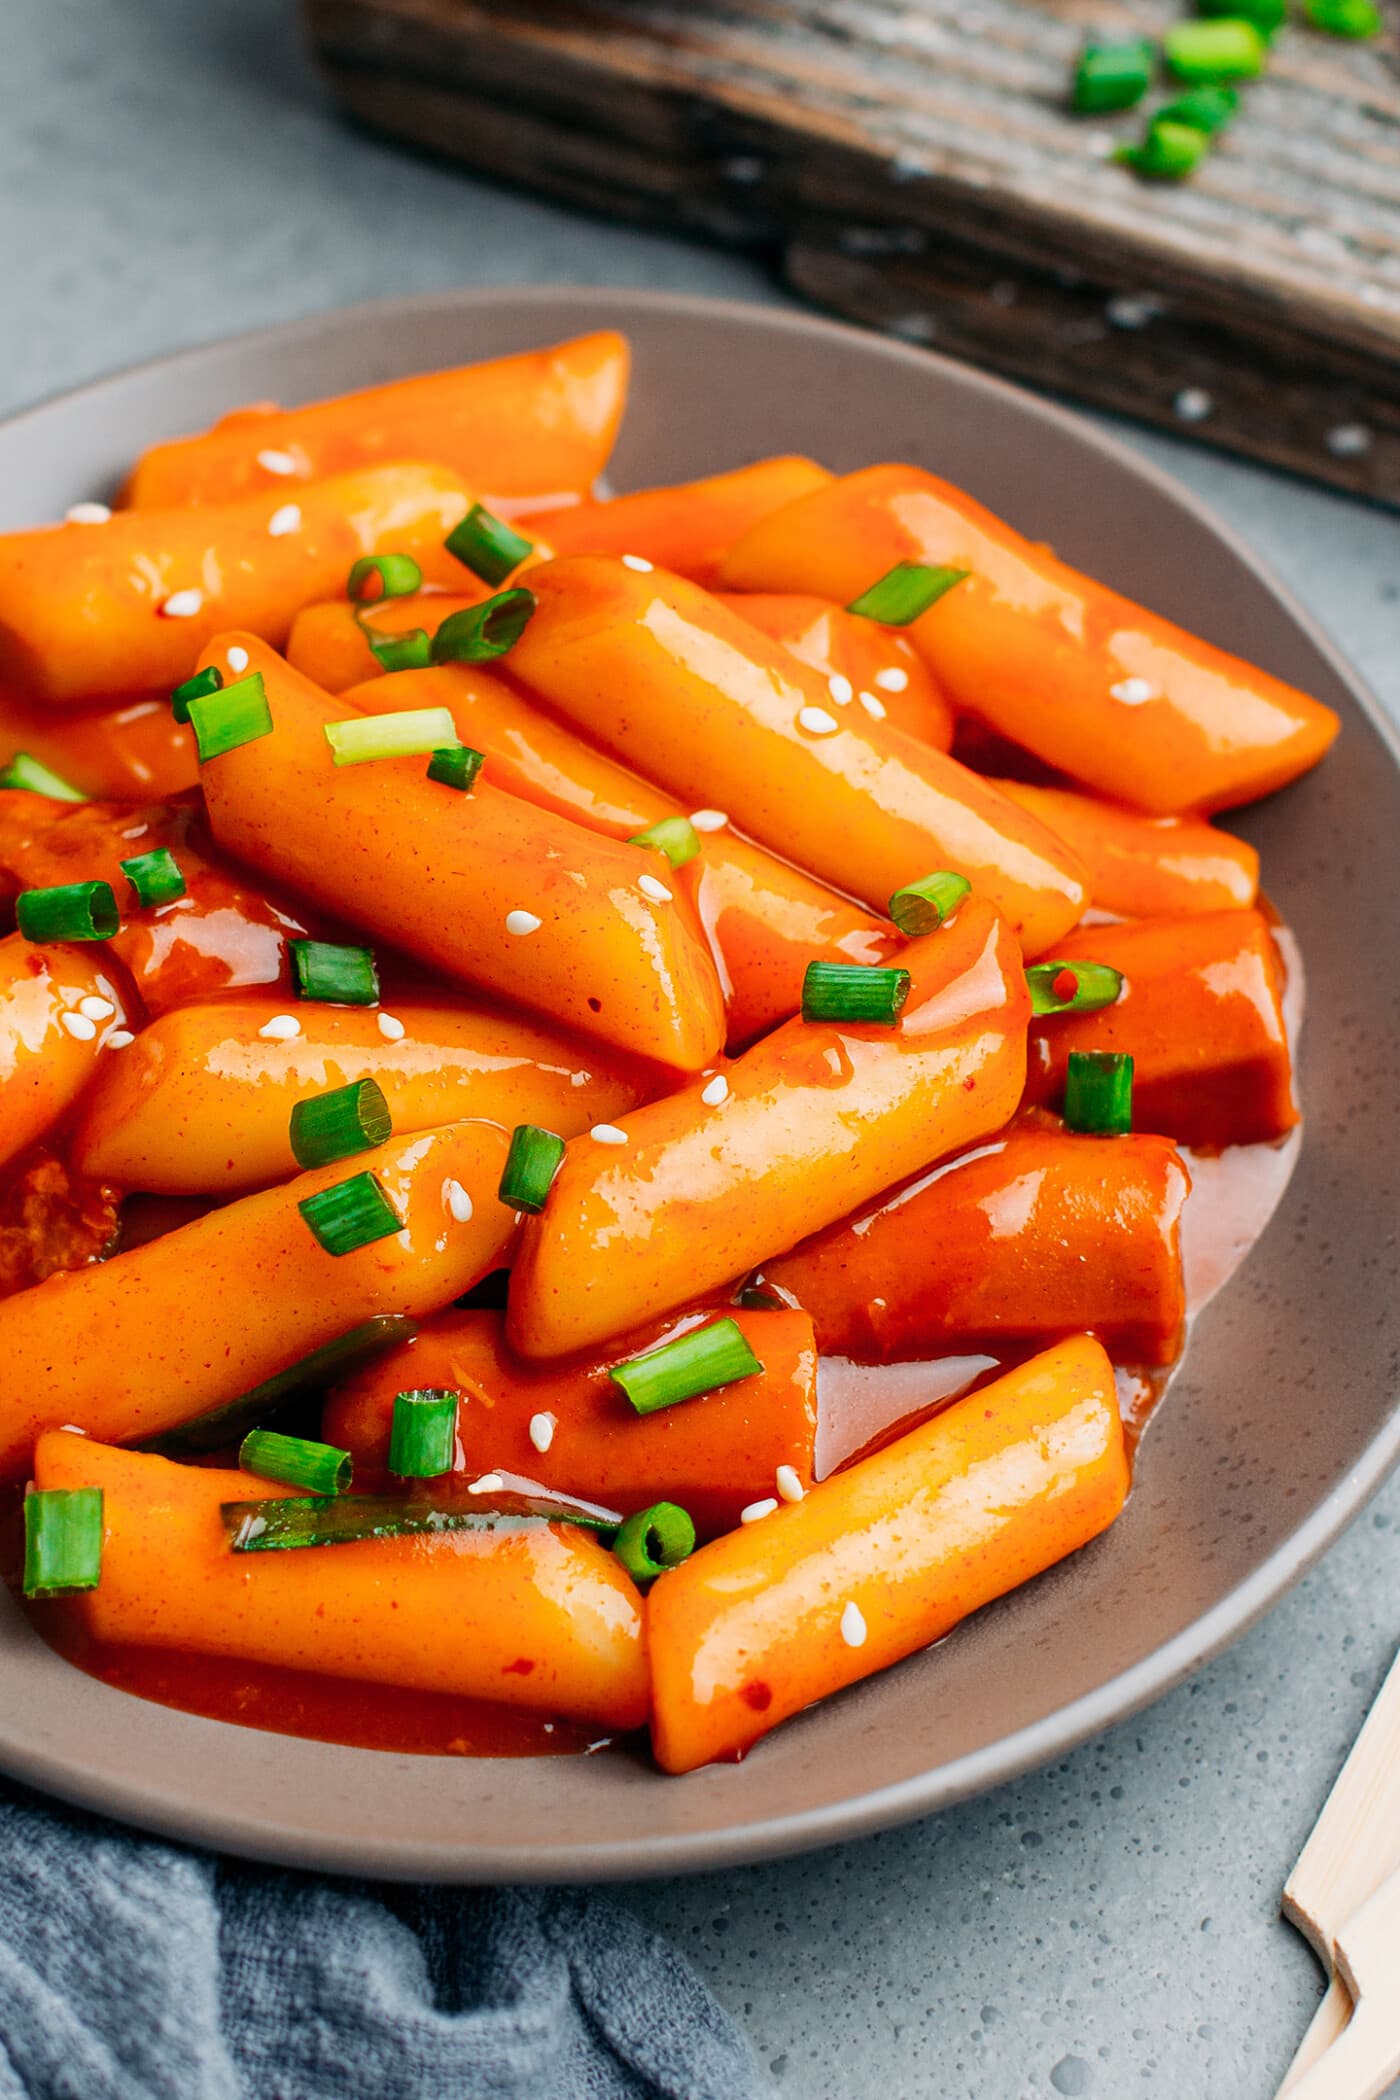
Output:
[{"left": 1280, "top": 1866, "right": 1400, "bottom": 2100}]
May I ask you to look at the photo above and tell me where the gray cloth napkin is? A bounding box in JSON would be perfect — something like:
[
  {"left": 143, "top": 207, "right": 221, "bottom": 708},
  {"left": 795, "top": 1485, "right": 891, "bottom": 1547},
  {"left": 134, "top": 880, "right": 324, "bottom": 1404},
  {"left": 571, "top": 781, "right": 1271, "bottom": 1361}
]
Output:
[{"left": 0, "top": 1782, "right": 769, "bottom": 2100}]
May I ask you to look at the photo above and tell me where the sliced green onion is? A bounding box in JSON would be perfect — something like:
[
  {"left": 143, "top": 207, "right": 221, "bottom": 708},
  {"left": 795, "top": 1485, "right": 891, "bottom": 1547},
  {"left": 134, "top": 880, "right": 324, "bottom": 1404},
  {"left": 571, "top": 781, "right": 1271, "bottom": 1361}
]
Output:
[
  {"left": 1155, "top": 84, "right": 1240, "bottom": 131},
  {"left": 388, "top": 1388, "right": 459, "bottom": 1478},
  {"left": 367, "top": 627, "right": 433, "bottom": 674},
  {"left": 889, "top": 870, "right": 970, "bottom": 936},
  {"left": 288, "top": 937, "right": 380, "bottom": 1006},
  {"left": 430, "top": 588, "right": 535, "bottom": 665},
  {"left": 1064, "top": 1050, "right": 1134, "bottom": 1135},
  {"left": 1026, "top": 959, "right": 1124, "bottom": 1017},
  {"left": 170, "top": 664, "right": 222, "bottom": 724},
  {"left": 23, "top": 1487, "right": 104, "bottom": 1598},
  {"left": 346, "top": 553, "right": 423, "bottom": 604},
  {"left": 1116, "top": 118, "right": 1211, "bottom": 180},
  {"left": 498, "top": 1123, "right": 565, "bottom": 1213},
  {"left": 222, "top": 1496, "right": 597, "bottom": 1553},
  {"left": 628, "top": 816, "right": 701, "bottom": 869},
  {"left": 289, "top": 1077, "right": 392, "bottom": 1170},
  {"left": 298, "top": 1170, "right": 403, "bottom": 1256},
  {"left": 610, "top": 1316, "right": 763, "bottom": 1417},
  {"left": 613, "top": 1501, "right": 696, "bottom": 1587},
  {"left": 120, "top": 847, "right": 187, "bottom": 907},
  {"left": 141, "top": 1315, "right": 416, "bottom": 1456},
  {"left": 1072, "top": 38, "right": 1155, "bottom": 112},
  {"left": 16, "top": 879, "right": 119, "bottom": 944},
  {"left": 426, "top": 743, "right": 485, "bottom": 791},
  {"left": 1163, "top": 18, "right": 1265, "bottom": 80},
  {"left": 239, "top": 1429, "right": 353, "bottom": 1496},
  {"left": 189, "top": 671, "right": 272, "bottom": 762},
  {"left": 1198, "top": 0, "right": 1285, "bottom": 34},
  {"left": 324, "top": 707, "right": 457, "bottom": 767},
  {"left": 445, "top": 503, "right": 534, "bottom": 586},
  {"left": 802, "top": 961, "right": 911, "bottom": 1026},
  {"left": 1304, "top": 0, "right": 1381, "bottom": 31},
  {"left": 847, "top": 562, "right": 970, "bottom": 626},
  {"left": 0, "top": 751, "right": 87, "bottom": 801}
]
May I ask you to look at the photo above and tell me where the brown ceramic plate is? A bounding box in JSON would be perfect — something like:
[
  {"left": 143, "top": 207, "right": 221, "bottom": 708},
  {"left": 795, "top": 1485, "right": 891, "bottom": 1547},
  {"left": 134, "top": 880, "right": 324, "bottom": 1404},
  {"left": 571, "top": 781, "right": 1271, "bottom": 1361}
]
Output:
[{"left": 1, "top": 289, "right": 1397, "bottom": 1882}]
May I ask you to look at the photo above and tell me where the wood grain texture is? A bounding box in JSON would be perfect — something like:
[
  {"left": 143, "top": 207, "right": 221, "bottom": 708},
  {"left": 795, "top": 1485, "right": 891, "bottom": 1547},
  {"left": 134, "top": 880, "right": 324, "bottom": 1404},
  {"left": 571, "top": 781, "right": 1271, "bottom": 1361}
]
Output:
[{"left": 304, "top": 0, "right": 1400, "bottom": 502}]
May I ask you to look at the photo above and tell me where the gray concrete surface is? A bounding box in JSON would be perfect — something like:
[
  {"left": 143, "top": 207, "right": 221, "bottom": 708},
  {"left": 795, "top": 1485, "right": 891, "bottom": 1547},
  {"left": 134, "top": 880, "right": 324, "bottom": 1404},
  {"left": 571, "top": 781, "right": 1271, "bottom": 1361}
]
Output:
[{"left": 3, "top": 3, "right": 1398, "bottom": 2094}]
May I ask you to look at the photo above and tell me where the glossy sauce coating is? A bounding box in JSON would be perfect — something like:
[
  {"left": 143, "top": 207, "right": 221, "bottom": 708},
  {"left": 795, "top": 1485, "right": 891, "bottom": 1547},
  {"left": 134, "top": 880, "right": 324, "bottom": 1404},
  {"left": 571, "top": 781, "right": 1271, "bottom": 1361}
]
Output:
[
  {"left": 285, "top": 590, "right": 487, "bottom": 693},
  {"left": 717, "top": 592, "right": 954, "bottom": 749},
  {"left": 0, "top": 686, "right": 196, "bottom": 799},
  {"left": 0, "top": 932, "right": 128, "bottom": 1170},
  {"left": 994, "top": 779, "right": 1259, "bottom": 918}
]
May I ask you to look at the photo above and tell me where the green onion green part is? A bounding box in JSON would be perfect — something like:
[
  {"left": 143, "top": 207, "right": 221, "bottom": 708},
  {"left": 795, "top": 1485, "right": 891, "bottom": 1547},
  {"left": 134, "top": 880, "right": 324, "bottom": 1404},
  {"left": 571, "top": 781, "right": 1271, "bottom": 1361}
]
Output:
[
  {"left": 1155, "top": 84, "right": 1240, "bottom": 130},
  {"left": 346, "top": 553, "right": 423, "bottom": 604},
  {"left": 612, "top": 1501, "right": 696, "bottom": 1587},
  {"left": 426, "top": 743, "right": 485, "bottom": 792},
  {"left": 288, "top": 937, "right": 380, "bottom": 1006},
  {"left": 802, "top": 961, "right": 911, "bottom": 1027},
  {"left": 1072, "top": 37, "right": 1155, "bottom": 112},
  {"left": 188, "top": 671, "right": 273, "bottom": 762},
  {"left": 1163, "top": 18, "right": 1265, "bottom": 80},
  {"left": 141, "top": 1316, "right": 416, "bottom": 1457},
  {"left": 628, "top": 816, "right": 701, "bottom": 869},
  {"left": 170, "top": 664, "right": 223, "bottom": 724},
  {"left": 498, "top": 1123, "right": 566, "bottom": 1214},
  {"left": 0, "top": 751, "right": 87, "bottom": 801},
  {"left": 298, "top": 1170, "right": 403, "bottom": 1257},
  {"left": 289, "top": 1077, "right": 392, "bottom": 1170},
  {"left": 23, "top": 1487, "right": 104, "bottom": 1598},
  {"left": 847, "top": 561, "right": 971, "bottom": 626},
  {"left": 324, "top": 707, "right": 458, "bottom": 767},
  {"left": 1304, "top": 0, "right": 1381, "bottom": 31},
  {"left": 388, "top": 1389, "right": 459, "bottom": 1478},
  {"left": 238, "top": 1429, "right": 353, "bottom": 1496},
  {"left": 888, "top": 870, "right": 971, "bottom": 937},
  {"left": 430, "top": 588, "right": 536, "bottom": 665},
  {"left": 367, "top": 627, "right": 433, "bottom": 674},
  {"left": 609, "top": 1316, "right": 763, "bottom": 1417},
  {"left": 1197, "top": 0, "right": 1285, "bottom": 34},
  {"left": 1063, "top": 1049, "right": 1134, "bottom": 1135},
  {"left": 1116, "top": 117, "right": 1211, "bottom": 180},
  {"left": 120, "top": 847, "right": 187, "bottom": 908},
  {"left": 223, "top": 1497, "right": 563, "bottom": 1553},
  {"left": 445, "top": 503, "right": 534, "bottom": 587},
  {"left": 1026, "top": 959, "right": 1124, "bottom": 1017},
  {"left": 16, "top": 879, "right": 119, "bottom": 944}
]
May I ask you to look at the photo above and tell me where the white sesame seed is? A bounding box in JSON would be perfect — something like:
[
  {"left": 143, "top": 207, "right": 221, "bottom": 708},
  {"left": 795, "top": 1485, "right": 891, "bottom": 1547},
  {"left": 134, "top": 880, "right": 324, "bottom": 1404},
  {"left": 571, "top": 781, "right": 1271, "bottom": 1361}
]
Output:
[
  {"left": 160, "top": 588, "right": 204, "bottom": 619},
  {"left": 873, "top": 666, "right": 908, "bottom": 693},
  {"left": 258, "top": 1013, "right": 301, "bottom": 1040},
  {"left": 106, "top": 1029, "right": 135, "bottom": 1049},
  {"left": 1105, "top": 294, "right": 1162, "bottom": 331},
  {"left": 1174, "top": 387, "right": 1214, "bottom": 424},
  {"left": 620, "top": 553, "right": 654, "bottom": 573},
  {"left": 741, "top": 1497, "right": 779, "bottom": 1524},
  {"left": 505, "top": 909, "right": 542, "bottom": 936},
  {"left": 1326, "top": 423, "right": 1372, "bottom": 460},
  {"left": 267, "top": 503, "right": 302, "bottom": 537},
  {"left": 775, "top": 1464, "right": 805, "bottom": 1503},
  {"left": 589, "top": 1123, "right": 628, "bottom": 1145},
  {"left": 798, "top": 706, "right": 839, "bottom": 736},
  {"left": 1110, "top": 677, "right": 1156, "bottom": 706},
  {"left": 700, "top": 1073, "right": 729, "bottom": 1107},
  {"left": 638, "top": 873, "right": 672, "bottom": 903},
  {"left": 257, "top": 448, "right": 298, "bottom": 476},
  {"left": 827, "top": 672, "right": 854, "bottom": 707},
  {"left": 443, "top": 1178, "right": 474, "bottom": 1223},
  {"left": 528, "top": 1411, "right": 557, "bottom": 1454},
  {"left": 60, "top": 1011, "right": 97, "bottom": 1041},
  {"left": 377, "top": 1012, "right": 405, "bottom": 1041},
  {"left": 78, "top": 995, "right": 116, "bottom": 1021},
  {"left": 226, "top": 645, "right": 249, "bottom": 672},
  {"left": 467, "top": 1473, "right": 504, "bottom": 1494},
  {"left": 859, "top": 691, "right": 887, "bottom": 721},
  {"left": 689, "top": 809, "right": 729, "bottom": 832},
  {"left": 840, "top": 1600, "right": 868, "bottom": 1648},
  {"left": 65, "top": 502, "right": 111, "bottom": 524}
]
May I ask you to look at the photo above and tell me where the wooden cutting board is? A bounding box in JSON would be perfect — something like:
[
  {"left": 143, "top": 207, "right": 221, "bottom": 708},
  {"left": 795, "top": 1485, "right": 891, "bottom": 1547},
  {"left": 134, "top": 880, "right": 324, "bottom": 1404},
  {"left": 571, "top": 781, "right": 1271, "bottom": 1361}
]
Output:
[{"left": 304, "top": 0, "right": 1400, "bottom": 504}]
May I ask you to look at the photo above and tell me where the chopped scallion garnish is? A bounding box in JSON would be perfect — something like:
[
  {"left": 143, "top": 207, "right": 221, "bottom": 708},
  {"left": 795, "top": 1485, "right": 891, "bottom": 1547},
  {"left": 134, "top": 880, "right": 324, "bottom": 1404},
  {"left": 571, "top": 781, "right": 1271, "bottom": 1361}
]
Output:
[
  {"left": 609, "top": 1317, "right": 763, "bottom": 1417},
  {"left": 222, "top": 1497, "right": 583, "bottom": 1553},
  {"left": 802, "top": 961, "right": 911, "bottom": 1026},
  {"left": 1198, "top": 0, "right": 1284, "bottom": 32},
  {"left": 0, "top": 751, "right": 87, "bottom": 801},
  {"left": 23, "top": 1487, "right": 104, "bottom": 1598},
  {"left": 1163, "top": 18, "right": 1265, "bottom": 80},
  {"left": 238, "top": 1429, "right": 353, "bottom": 1496},
  {"left": 1063, "top": 1050, "right": 1134, "bottom": 1135},
  {"left": 289, "top": 1078, "right": 392, "bottom": 1170},
  {"left": 346, "top": 553, "right": 423, "bottom": 603},
  {"left": 445, "top": 503, "right": 534, "bottom": 587},
  {"left": 612, "top": 1501, "right": 696, "bottom": 1587},
  {"left": 324, "top": 707, "right": 458, "bottom": 767},
  {"left": 498, "top": 1123, "right": 565, "bottom": 1214},
  {"left": 288, "top": 937, "right": 380, "bottom": 1006},
  {"left": 628, "top": 816, "right": 701, "bottom": 869},
  {"left": 888, "top": 870, "right": 970, "bottom": 936},
  {"left": 188, "top": 671, "right": 273, "bottom": 762},
  {"left": 298, "top": 1170, "right": 403, "bottom": 1256},
  {"left": 16, "top": 879, "right": 119, "bottom": 944},
  {"left": 847, "top": 562, "right": 970, "bottom": 626},
  {"left": 1072, "top": 37, "right": 1155, "bottom": 111},
  {"left": 1304, "top": 0, "right": 1381, "bottom": 31},
  {"left": 120, "top": 847, "right": 187, "bottom": 907},
  {"left": 1155, "top": 85, "right": 1239, "bottom": 131},
  {"left": 426, "top": 743, "right": 485, "bottom": 792},
  {"left": 430, "top": 588, "right": 536, "bottom": 665},
  {"left": 1116, "top": 118, "right": 1210, "bottom": 180},
  {"left": 140, "top": 1315, "right": 416, "bottom": 1456},
  {"left": 1026, "top": 959, "right": 1124, "bottom": 1017},
  {"left": 170, "top": 664, "right": 222, "bottom": 724},
  {"left": 388, "top": 1389, "right": 459, "bottom": 1478},
  {"left": 367, "top": 628, "right": 433, "bottom": 674}
]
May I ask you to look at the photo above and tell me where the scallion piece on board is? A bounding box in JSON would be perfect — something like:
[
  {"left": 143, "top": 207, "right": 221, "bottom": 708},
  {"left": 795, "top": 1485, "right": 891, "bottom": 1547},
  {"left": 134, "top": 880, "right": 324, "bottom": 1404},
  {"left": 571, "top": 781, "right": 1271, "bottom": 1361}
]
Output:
[
  {"left": 1063, "top": 1050, "right": 1134, "bottom": 1135},
  {"left": 1072, "top": 37, "right": 1155, "bottom": 111},
  {"left": 387, "top": 1389, "right": 460, "bottom": 1478},
  {"left": 612, "top": 1502, "right": 696, "bottom": 1587},
  {"left": 628, "top": 816, "right": 701, "bottom": 869},
  {"left": 120, "top": 847, "right": 187, "bottom": 907},
  {"left": 847, "top": 562, "right": 970, "bottom": 625},
  {"left": 1116, "top": 118, "right": 1210, "bottom": 180},
  {"left": 170, "top": 664, "right": 223, "bottom": 724},
  {"left": 139, "top": 1315, "right": 416, "bottom": 1457},
  {"left": 1155, "top": 84, "right": 1239, "bottom": 130},
  {"left": 498, "top": 1124, "right": 566, "bottom": 1214},
  {"left": 430, "top": 589, "right": 536, "bottom": 665},
  {"left": 1304, "top": 0, "right": 1381, "bottom": 31},
  {"left": 289, "top": 1078, "right": 392, "bottom": 1170},
  {"left": 1026, "top": 959, "right": 1124, "bottom": 1017},
  {"left": 238, "top": 1429, "right": 353, "bottom": 1497},
  {"left": 0, "top": 751, "right": 87, "bottom": 801},
  {"left": 288, "top": 938, "right": 380, "bottom": 1006},
  {"left": 609, "top": 1317, "right": 763, "bottom": 1417},
  {"left": 16, "top": 879, "right": 119, "bottom": 944},
  {"left": 23, "top": 1487, "right": 104, "bottom": 1598},
  {"left": 367, "top": 627, "right": 433, "bottom": 674},
  {"left": 888, "top": 870, "right": 970, "bottom": 936},
  {"left": 223, "top": 1496, "right": 558, "bottom": 1553},
  {"left": 1163, "top": 18, "right": 1265, "bottom": 80},
  {"left": 298, "top": 1170, "right": 403, "bottom": 1256},
  {"left": 324, "top": 707, "right": 458, "bottom": 767},
  {"left": 188, "top": 672, "right": 273, "bottom": 762},
  {"left": 802, "top": 961, "right": 911, "bottom": 1027},
  {"left": 445, "top": 503, "right": 534, "bottom": 587},
  {"left": 1197, "top": 0, "right": 1284, "bottom": 34},
  {"left": 426, "top": 743, "right": 485, "bottom": 792},
  {"left": 346, "top": 553, "right": 423, "bottom": 604}
]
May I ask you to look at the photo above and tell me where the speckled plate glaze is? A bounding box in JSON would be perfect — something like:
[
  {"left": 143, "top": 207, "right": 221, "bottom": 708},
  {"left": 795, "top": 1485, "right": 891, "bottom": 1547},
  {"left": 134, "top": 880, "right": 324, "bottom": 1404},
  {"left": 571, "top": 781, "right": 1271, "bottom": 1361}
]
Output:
[{"left": 0, "top": 289, "right": 1396, "bottom": 1883}]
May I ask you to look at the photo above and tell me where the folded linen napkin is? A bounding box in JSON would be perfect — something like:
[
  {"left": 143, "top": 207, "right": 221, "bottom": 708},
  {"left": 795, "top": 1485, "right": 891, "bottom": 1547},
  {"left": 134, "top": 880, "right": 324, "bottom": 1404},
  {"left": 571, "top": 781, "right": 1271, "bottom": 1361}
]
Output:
[{"left": 0, "top": 1781, "right": 768, "bottom": 2100}]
